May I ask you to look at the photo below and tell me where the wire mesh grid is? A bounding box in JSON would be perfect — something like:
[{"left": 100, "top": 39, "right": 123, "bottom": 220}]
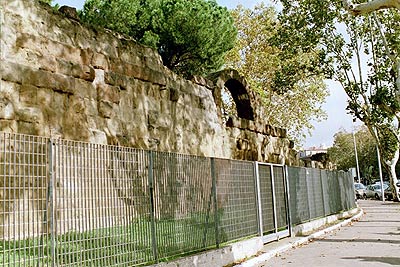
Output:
[
  {"left": 258, "top": 165, "right": 274, "bottom": 233},
  {"left": 309, "top": 168, "right": 325, "bottom": 220},
  {"left": 0, "top": 131, "right": 358, "bottom": 266},
  {"left": 272, "top": 166, "right": 288, "bottom": 229},
  {"left": 214, "top": 159, "right": 258, "bottom": 243},
  {"left": 320, "top": 170, "right": 331, "bottom": 216},
  {"left": 287, "top": 167, "right": 310, "bottom": 225},
  {"left": 52, "top": 140, "right": 153, "bottom": 266},
  {"left": 327, "top": 171, "right": 342, "bottom": 215},
  {"left": 0, "top": 133, "right": 51, "bottom": 267},
  {"left": 337, "top": 171, "right": 355, "bottom": 211},
  {"left": 151, "top": 152, "right": 215, "bottom": 260}
]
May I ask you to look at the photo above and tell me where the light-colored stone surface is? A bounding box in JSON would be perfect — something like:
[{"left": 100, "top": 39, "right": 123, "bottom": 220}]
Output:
[{"left": 1, "top": 0, "right": 297, "bottom": 164}]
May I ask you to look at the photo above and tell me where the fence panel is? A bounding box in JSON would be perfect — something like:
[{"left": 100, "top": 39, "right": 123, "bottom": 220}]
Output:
[
  {"left": 151, "top": 152, "right": 215, "bottom": 260},
  {"left": 310, "top": 168, "right": 325, "bottom": 219},
  {"left": 320, "top": 170, "right": 331, "bottom": 216},
  {"left": 273, "top": 166, "right": 288, "bottom": 229},
  {"left": 339, "top": 171, "right": 356, "bottom": 211},
  {"left": 214, "top": 159, "right": 258, "bottom": 243},
  {"left": 287, "top": 167, "right": 310, "bottom": 225},
  {"left": 52, "top": 140, "right": 153, "bottom": 267},
  {"left": 0, "top": 133, "right": 51, "bottom": 267},
  {"left": 258, "top": 164, "right": 274, "bottom": 233}
]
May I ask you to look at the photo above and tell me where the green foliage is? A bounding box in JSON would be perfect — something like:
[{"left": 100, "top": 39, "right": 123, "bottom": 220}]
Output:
[
  {"left": 276, "top": 0, "right": 400, "bottom": 164},
  {"left": 328, "top": 126, "right": 383, "bottom": 182},
  {"left": 225, "top": 4, "right": 329, "bottom": 144},
  {"left": 81, "top": 0, "right": 237, "bottom": 77},
  {"left": 39, "top": 0, "right": 52, "bottom": 4}
]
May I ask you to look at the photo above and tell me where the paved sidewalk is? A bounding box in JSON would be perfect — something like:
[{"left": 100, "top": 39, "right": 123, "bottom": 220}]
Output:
[{"left": 244, "top": 200, "right": 400, "bottom": 267}]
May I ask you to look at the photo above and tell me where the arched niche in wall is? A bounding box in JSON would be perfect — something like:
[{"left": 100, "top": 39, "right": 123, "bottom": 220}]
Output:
[
  {"left": 224, "top": 78, "right": 254, "bottom": 121},
  {"left": 209, "top": 69, "right": 255, "bottom": 121}
]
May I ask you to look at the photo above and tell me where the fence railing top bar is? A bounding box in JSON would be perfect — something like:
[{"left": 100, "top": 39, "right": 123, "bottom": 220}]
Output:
[
  {"left": 0, "top": 131, "right": 49, "bottom": 140},
  {"left": 256, "top": 161, "right": 285, "bottom": 167}
]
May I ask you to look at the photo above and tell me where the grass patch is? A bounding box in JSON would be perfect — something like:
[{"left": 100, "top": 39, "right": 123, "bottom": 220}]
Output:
[{"left": 1, "top": 215, "right": 219, "bottom": 267}]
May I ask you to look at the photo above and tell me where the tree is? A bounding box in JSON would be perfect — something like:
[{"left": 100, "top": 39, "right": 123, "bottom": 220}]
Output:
[
  {"left": 328, "top": 126, "right": 384, "bottom": 184},
  {"left": 276, "top": 0, "right": 400, "bottom": 201},
  {"left": 80, "top": 0, "right": 237, "bottom": 77},
  {"left": 224, "top": 4, "right": 329, "bottom": 145}
]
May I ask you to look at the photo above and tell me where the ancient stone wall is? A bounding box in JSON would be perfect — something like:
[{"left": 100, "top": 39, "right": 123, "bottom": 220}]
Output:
[{"left": 1, "top": 0, "right": 297, "bottom": 165}]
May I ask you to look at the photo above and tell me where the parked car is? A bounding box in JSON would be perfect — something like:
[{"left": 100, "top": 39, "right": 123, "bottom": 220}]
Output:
[
  {"left": 364, "top": 183, "right": 389, "bottom": 200},
  {"left": 354, "top": 183, "right": 366, "bottom": 199}
]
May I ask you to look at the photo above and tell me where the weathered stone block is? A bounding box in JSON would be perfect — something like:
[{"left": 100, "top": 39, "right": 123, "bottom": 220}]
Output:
[
  {"left": 104, "top": 71, "right": 129, "bottom": 90},
  {"left": 17, "top": 107, "right": 43, "bottom": 123},
  {"left": 89, "top": 129, "right": 107, "bottom": 144},
  {"left": 97, "top": 84, "right": 120, "bottom": 104},
  {"left": 240, "top": 118, "right": 250, "bottom": 129},
  {"left": 169, "top": 87, "right": 180, "bottom": 102},
  {"left": 91, "top": 52, "right": 109, "bottom": 70},
  {"left": 74, "top": 79, "right": 96, "bottom": 99},
  {"left": 19, "top": 84, "right": 38, "bottom": 105},
  {"left": 1, "top": 61, "right": 25, "bottom": 84},
  {"left": 56, "top": 59, "right": 95, "bottom": 82},
  {"left": 0, "top": 96, "right": 15, "bottom": 120},
  {"left": 80, "top": 48, "right": 94, "bottom": 66},
  {"left": 0, "top": 119, "right": 17, "bottom": 132},
  {"left": 98, "top": 100, "right": 114, "bottom": 118},
  {"left": 17, "top": 121, "right": 40, "bottom": 136}
]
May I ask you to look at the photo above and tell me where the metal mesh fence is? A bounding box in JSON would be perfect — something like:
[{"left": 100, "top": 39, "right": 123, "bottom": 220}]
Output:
[
  {"left": 273, "top": 166, "right": 288, "bottom": 229},
  {"left": 258, "top": 165, "right": 274, "bottom": 233},
  {"left": 52, "top": 140, "right": 153, "bottom": 266},
  {"left": 287, "top": 166, "right": 356, "bottom": 226},
  {"left": 1, "top": 132, "right": 357, "bottom": 266},
  {"left": 0, "top": 133, "right": 50, "bottom": 267},
  {"left": 287, "top": 167, "right": 310, "bottom": 225},
  {"left": 151, "top": 152, "right": 215, "bottom": 259},
  {"left": 214, "top": 159, "right": 258, "bottom": 243}
]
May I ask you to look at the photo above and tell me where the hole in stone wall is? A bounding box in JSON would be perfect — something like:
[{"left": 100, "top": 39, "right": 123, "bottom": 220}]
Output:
[
  {"left": 223, "top": 79, "right": 254, "bottom": 121},
  {"left": 221, "top": 85, "right": 237, "bottom": 124}
]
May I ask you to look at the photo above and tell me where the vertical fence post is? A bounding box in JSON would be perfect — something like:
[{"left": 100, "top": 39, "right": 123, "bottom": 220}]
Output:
[
  {"left": 254, "top": 162, "right": 263, "bottom": 237},
  {"left": 210, "top": 158, "right": 219, "bottom": 248},
  {"left": 148, "top": 151, "right": 158, "bottom": 262},
  {"left": 284, "top": 166, "right": 292, "bottom": 237},
  {"left": 304, "top": 169, "right": 312, "bottom": 221},
  {"left": 270, "top": 166, "right": 278, "bottom": 236},
  {"left": 47, "top": 139, "right": 56, "bottom": 267},
  {"left": 319, "top": 169, "right": 326, "bottom": 216}
]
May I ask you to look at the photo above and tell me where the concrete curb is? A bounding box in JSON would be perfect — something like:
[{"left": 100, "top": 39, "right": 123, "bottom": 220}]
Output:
[{"left": 236, "top": 207, "right": 364, "bottom": 267}]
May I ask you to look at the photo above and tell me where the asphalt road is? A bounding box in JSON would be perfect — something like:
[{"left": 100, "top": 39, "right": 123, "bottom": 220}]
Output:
[{"left": 258, "top": 200, "right": 400, "bottom": 267}]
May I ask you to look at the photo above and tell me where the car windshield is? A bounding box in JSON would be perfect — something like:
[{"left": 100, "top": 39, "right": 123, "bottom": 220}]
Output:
[
  {"left": 354, "top": 183, "right": 365, "bottom": 189},
  {"left": 374, "top": 184, "right": 389, "bottom": 190}
]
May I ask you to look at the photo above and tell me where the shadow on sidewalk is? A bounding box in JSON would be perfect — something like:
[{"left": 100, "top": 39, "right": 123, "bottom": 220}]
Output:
[
  {"left": 316, "top": 238, "right": 400, "bottom": 244},
  {"left": 342, "top": 256, "right": 400, "bottom": 266}
]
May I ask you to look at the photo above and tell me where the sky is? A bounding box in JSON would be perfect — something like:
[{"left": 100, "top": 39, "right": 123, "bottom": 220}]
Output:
[{"left": 53, "top": 0, "right": 357, "bottom": 149}]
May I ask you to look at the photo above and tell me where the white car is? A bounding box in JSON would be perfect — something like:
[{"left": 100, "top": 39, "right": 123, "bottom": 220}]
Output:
[
  {"left": 354, "top": 183, "right": 366, "bottom": 199},
  {"left": 364, "top": 183, "right": 388, "bottom": 199}
]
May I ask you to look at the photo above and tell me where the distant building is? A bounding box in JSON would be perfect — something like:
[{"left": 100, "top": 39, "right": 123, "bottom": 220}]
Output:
[{"left": 299, "top": 147, "right": 333, "bottom": 169}]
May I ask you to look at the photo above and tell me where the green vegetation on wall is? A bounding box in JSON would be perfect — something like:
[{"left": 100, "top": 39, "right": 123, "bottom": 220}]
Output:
[{"left": 80, "top": 0, "right": 237, "bottom": 78}]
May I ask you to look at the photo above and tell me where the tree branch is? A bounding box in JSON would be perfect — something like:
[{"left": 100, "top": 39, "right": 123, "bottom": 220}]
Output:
[{"left": 342, "top": 0, "right": 400, "bottom": 15}]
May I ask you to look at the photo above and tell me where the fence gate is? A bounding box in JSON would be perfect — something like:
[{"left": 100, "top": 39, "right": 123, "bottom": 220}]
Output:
[{"left": 255, "top": 163, "right": 290, "bottom": 243}]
